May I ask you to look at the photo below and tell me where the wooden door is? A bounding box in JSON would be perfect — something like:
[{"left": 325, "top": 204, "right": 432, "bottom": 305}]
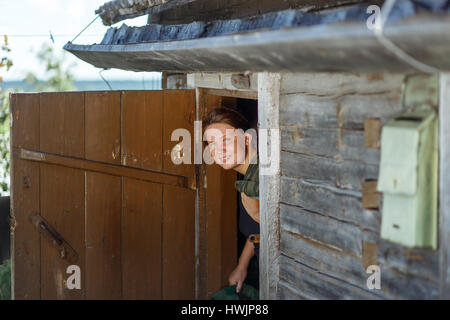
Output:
[{"left": 10, "top": 90, "right": 200, "bottom": 300}]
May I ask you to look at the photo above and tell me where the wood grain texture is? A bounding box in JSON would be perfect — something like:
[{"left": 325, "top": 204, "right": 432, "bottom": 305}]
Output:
[
  {"left": 122, "top": 178, "right": 162, "bottom": 299},
  {"left": 280, "top": 203, "right": 378, "bottom": 257},
  {"left": 20, "top": 148, "right": 186, "bottom": 188},
  {"left": 280, "top": 90, "right": 404, "bottom": 130},
  {"left": 10, "top": 93, "right": 41, "bottom": 300},
  {"left": 362, "top": 181, "right": 379, "bottom": 209},
  {"left": 281, "top": 150, "right": 379, "bottom": 191},
  {"left": 162, "top": 184, "right": 196, "bottom": 299},
  {"left": 280, "top": 72, "right": 405, "bottom": 95},
  {"left": 280, "top": 230, "right": 374, "bottom": 295},
  {"left": 10, "top": 155, "right": 40, "bottom": 300},
  {"left": 279, "top": 255, "right": 382, "bottom": 300},
  {"left": 258, "top": 72, "right": 281, "bottom": 300},
  {"left": 205, "top": 162, "right": 237, "bottom": 297},
  {"left": 277, "top": 280, "right": 316, "bottom": 300},
  {"left": 281, "top": 176, "right": 380, "bottom": 231},
  {"left": 85, "top": 172, "right": 122, "bottom": 299},
  {"left": 364, "top": 118, "right": 381, "bottom": 149},
  {"left": 187, "top": 73, "right": 258, "bottom": 93},
  {"left": 39, "top": 92, "right": 85, "bottom": 158},
  {"left": 163, "top": 90, "right": 196, "bottom": 178},
  {"left": 440, "top": 73, "right": 450, "bottom": 298},
  {"left": 122, "top": 91, "right": 163, "bottom": 171},
  {"left": 40, "top": 164, "right": 85, "bottom": 300},
  {"left": 281, "top": 126, "right": 380, "bottom": 165},
  {"left": 10, "top": 93, "right": 40, "bottom": 149},
  {"left": 220, "top": 169, "right": 238, "bottom": 291},
  {"left": 277, "top": 71, "right": 442, "bottom": 300},
  {"left": 281, "top": 230, "right": 439, "bottom": 299},
  {"left": 85, "top": 92, "right": 121, "bottom": 164}
]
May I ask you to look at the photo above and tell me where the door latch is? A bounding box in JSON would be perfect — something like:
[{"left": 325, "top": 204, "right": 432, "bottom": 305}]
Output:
[{"left": 29, "top": 213, "right": 79, "bottom": 264}]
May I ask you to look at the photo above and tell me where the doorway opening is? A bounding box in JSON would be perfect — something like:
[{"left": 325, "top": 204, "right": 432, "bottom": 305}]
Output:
[{"left": 198, "top": 91, "right": 258, "bottom": 299}]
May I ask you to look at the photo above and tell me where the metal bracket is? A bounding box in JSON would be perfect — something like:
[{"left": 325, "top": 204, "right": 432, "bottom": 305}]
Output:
[{"left": 29, "top": 213, "right": 79, "bottom": 264}]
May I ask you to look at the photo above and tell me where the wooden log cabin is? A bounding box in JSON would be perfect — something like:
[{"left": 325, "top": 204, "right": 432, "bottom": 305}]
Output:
[{"left": 10, "top": 0, "right": 450, "bottom": 299}]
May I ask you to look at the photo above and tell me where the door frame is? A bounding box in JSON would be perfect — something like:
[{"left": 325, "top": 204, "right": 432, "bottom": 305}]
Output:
[{"left": 195, "top": 87, "right": 258, "bottom": 299}]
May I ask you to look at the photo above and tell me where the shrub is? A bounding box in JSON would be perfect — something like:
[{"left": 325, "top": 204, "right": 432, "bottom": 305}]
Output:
[{"left": 0, "top": 259, "right": 11, "bottom": 300}]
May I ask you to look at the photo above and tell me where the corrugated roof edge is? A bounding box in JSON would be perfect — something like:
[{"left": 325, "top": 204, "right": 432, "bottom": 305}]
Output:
[{"left": 64, "top": 14, "right": 450, "bottom": 73}]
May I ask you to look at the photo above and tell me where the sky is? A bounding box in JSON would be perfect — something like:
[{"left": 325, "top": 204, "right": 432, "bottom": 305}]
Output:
[{"left": 0, "top": 0, "right": 161, "bottom": 81}]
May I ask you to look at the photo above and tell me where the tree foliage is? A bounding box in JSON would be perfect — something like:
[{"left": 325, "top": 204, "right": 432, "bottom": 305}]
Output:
[
  {"left": 0, "top": 36, "right": 13, "bottom": 194},
  {"left": 24, "top": 43, "right": 76, "bottom": 92},
  {"left": 0, "top": 42, "right": 76, "bottom": 196}
]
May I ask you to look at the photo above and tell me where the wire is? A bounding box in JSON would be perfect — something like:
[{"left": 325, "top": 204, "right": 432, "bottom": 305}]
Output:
[
  {"left": 0, "top": 34, "right": 103, "bottom": 38},
  {"left": 374, "top": 0, "right": 441, "bottom": 74},
  {"left": 99, "top": 69, "right": 113, "bottom": 90},
  {"left": 70, "top": 15, "right": 101, "bottom": 43}
]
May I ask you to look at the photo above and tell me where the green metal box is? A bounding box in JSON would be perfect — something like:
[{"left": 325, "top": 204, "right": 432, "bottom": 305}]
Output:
[{"left": 377, "top": 108, "right": 438, "bottom": 249}]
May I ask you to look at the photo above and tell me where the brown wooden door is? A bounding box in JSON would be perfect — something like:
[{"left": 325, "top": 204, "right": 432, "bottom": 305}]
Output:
[{"left": 10, "top": 90, "right": 201, "bottom": 300}]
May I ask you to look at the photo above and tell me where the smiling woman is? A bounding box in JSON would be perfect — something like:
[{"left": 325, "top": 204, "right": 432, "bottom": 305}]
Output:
[{"left": 203, "top": 106, "right": 260, "bottom": 294}]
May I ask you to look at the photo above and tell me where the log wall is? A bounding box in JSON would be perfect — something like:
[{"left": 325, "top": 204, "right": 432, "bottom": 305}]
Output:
[{"left": 276, "top": 72, "right": 440, "bottom": 299}]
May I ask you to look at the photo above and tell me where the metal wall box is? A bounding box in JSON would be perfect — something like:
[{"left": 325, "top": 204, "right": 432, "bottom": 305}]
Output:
[{"left": 377, "top": 108, "right": 438, "bottom": 249}]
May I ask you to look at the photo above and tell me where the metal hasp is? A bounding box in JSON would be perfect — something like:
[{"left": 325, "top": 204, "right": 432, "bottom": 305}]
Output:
[{"left": 377, "top": 107, "right": 438, "bottom": 249}]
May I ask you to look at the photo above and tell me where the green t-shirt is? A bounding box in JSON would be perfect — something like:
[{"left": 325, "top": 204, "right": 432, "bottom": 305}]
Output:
[{"left": 234, "top": 155, "right": 259, "bottom": 200}]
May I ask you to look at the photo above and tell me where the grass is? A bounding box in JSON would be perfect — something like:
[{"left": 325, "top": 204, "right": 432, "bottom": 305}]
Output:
[{"left": 0, "top": 259, "right": 11, "bottom": 300}]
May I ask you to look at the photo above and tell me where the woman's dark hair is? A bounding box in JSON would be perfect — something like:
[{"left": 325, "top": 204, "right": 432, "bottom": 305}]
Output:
[
  {"left": 202, "top": 107, "right": 259, "bottom": 157},
  {"left": 202, "top": 107, "right": 251, "bottom": 132}
]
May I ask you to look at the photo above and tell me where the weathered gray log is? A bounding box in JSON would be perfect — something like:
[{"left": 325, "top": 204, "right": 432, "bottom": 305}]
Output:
[
  {"left": 378, "top": 239, "right": 439, "bottom": 283},
  {"left": 96, "top": 0, "right": 380, "bottom": 26},
  {"left": 279, "top": 255, "right": 383, "bottom": 299},
  {"left": 279, "top": 91, "right": 405, "bottom": 130},
  {"left": 281, "top": 230, "right": 440, "bottom": 299},
  {"left": 277, "top": 280, "right": 317, "bottom": 300},
  {"left": 146, "top": 0, "right": 376, "bottom": 25},
  {"left": 281, "top": 230, "right": 374, "bottom": 290},
  {"left": 281, "top": 176, "right": 381, "bottom": 231},
  {"left": 280, "top": 203, "right": 378, "bottom": 256},
  {"left": 280, "top": 72, "right": 406, "bottom": 95},
  {"left": 281, "top": 127, "right": 381, "bottom": 165},
  {"left": 281, "top": 150, "right": 379, "bottom": 191}
]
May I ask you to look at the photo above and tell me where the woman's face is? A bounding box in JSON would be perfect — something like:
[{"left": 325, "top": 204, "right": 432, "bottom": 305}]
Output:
[{"left": 204, "top": 122, "right": 247, "bottom": 170}]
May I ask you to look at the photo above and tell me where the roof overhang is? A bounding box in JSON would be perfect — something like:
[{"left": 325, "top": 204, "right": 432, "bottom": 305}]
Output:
[
  {"left": 64, "top": 15, "right": 450, "bottom": 73},
  {"left": 96, "top": 0, "right": 369, "bottom": 26}
]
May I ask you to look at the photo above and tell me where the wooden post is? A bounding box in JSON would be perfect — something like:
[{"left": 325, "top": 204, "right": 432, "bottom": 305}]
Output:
[
  {"left": 195, "top": 87, "right": 207, "bottom": 300},
  {"left": 258, "top": 72, "right": 281, "bottom": 300},
  {"left": 440, "top": 73, "right": 450, "bottom": 299}
]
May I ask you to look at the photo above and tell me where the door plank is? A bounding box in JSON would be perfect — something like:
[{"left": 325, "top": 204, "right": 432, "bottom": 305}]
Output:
[
  {"left": 85, "top": 171, "right": 122, "bottom": 299},
  {"left": 10, "top": 93, "right": 40, "bottom": 149},
  {"left": 122, "top": 91, "right": 163, "bottom": 171},
  {"left": 40, "top": 164, "right": 85, "bottom": 300},
  {"left": 11, "top": 155, "right": 40, "bottom": 299},
  {"left": 85, "top": 92, "right": 121, "bottom": 164},
  {"left": 162, "top": 184, "right": 195, "bottom": 299},
  {"left": 163, "top": 90, "right": 196, "bottom": 178},
  {"left": 40, "top": 92, "right": 85, "bottom": 158},
  {"left": 122, "top": 178, "right": 162, "bottom": 299}
]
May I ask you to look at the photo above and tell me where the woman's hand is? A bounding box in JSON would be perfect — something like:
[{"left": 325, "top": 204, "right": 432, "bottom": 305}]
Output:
[
  {"left": 229, "top": 238, "right": 255, "bottom": 293},
  {"left": 241, "top": 192, "right": 260, "bottom": 223},
  {"left": 228, "top": 264, "right": 248, "bottom": 293}
]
